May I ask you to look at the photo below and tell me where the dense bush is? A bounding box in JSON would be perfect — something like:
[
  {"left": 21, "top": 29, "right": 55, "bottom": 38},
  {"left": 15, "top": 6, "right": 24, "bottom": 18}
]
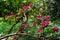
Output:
[{"left": 0, "top": 0, "right": 60, "bottom": 40}]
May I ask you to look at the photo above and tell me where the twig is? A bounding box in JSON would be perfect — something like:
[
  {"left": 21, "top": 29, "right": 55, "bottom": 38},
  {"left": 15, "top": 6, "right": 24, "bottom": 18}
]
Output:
[{"left": 0, "top": 33, "right": 45, "bottom": 39}]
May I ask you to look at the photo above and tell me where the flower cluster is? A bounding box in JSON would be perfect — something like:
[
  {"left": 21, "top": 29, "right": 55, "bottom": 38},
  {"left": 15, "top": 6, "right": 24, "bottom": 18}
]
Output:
[
  {"left": 31, "top": 15, "right": 59, "bottom": 33},
  {"left": 36, "top": 15, "right": 50, "bottom": 27},
  {"left": 7, "top": 3, "right": 59, "bottom": 36},
  {"left": 7, "top": 3, "right": 33, "bottom": 18}
]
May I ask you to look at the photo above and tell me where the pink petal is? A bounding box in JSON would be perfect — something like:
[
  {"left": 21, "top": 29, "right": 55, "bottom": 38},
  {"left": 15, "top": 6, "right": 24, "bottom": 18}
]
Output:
[
  {"left": 38, "top": 29, "right": 41, "bottom": 33},
  {"left": 45, "top": 21, "right": 50, "bottom": 25},
  {"left": 29, "top": 3, "right": 33, "bottom": 7},
  {"left": 36, "top": 16, "right": 42, "bottom": 20},
  {"left": 53, "top": 27, "right": 59, "bottom": 31},
  {"left": 40, "top": 22, "right": 45, "bottom": 27}
]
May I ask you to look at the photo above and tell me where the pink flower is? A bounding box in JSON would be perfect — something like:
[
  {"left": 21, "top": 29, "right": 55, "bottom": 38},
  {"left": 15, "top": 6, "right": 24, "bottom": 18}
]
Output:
[
  {"left": 29, "top": 3, "right": 33, "bottom": 7},
  {"left": 38, "top": 29, "right": 41, "bottom": 33},
  {"left": 19, "top": 24, "right": 24, "bottom": 31},
  {"left": 53, "top": 27, "right": 59, "bottom": 31},
  {"left": 19, "top": 27, "right": 23, "bottom": 31},
  {"left": 26, "top": 22, "right": 30, "bottom": 28},
  {"left": 40, "top": 22, "right": 45, "bottom": 27},
  {"left": 32, "top": 23, "right": 36, "bottom": 26},
  {"left": 46, "top": 18, "right": 50, "bottom": 21},
  {"left": 45, "top": 21, "right": 50, "bottom": 25},
  {"left": 26, "top": 25, "right": 30, "bottom": 28},
  {"left": 26, "top": 22, "right": 28, "bottom": 24},
  {"left": 44, "top": 16, "right": 50, "bottom": 21},
  {"left": 13, "top": 35, "right": 17, "bottom": 39},
  {"left": 44, "top": 16, "right": 49, "bottom": 19},
  {"left": 23, "top": 6, "right": 29, "bottom": 10},
  {"left": 9, "top": 14, "right": 14, "bottom": 17},
  {"left": 7, "top": 14, "right": 15, "bottom": 18},
  {"left": 36, "top": 16, "right": 42, "bottom": 20}
]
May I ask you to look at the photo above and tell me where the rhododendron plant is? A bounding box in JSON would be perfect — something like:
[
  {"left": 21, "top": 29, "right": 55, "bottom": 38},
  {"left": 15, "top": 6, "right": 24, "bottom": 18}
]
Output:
[{"left": 0, "top": 0, "right": 59, "bottom": 40}]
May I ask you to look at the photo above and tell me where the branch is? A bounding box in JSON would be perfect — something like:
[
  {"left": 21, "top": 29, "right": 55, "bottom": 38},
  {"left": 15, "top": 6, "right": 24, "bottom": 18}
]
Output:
[
  {"left": 0, "top": 33, "right": 45, "bottom": 39},
  {"left": 8, "top": 16, "right": 23, "bottom": 34},
  {"left": 5, "top": 16, "right": 23, "bottom": 40}
]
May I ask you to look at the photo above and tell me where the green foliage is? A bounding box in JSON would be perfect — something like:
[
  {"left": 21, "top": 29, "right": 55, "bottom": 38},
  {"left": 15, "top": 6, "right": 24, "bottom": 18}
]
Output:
[{"left": 0, "top": 0, "right": 60, "bottom": 40}]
